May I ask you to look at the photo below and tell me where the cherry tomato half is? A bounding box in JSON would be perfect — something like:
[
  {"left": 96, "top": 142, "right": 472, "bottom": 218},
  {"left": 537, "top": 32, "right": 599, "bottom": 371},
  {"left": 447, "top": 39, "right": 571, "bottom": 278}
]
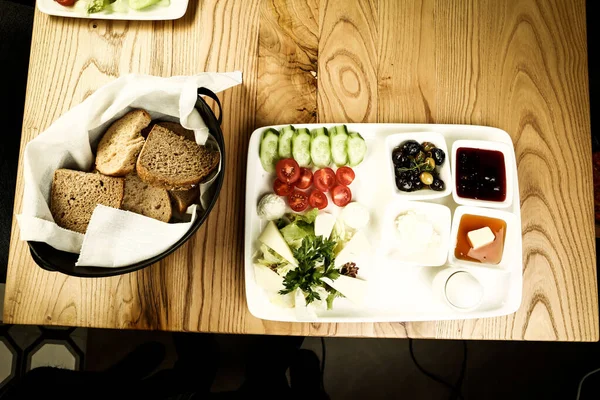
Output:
[
  {"left": 273, "top": 178, "right": 293, "bottom": 196},
  {"left": 313, "top": 168, "right": 336, "bottom": 192},
  {"left": 308, "top": 190, "right": 328, "bottom": 210},
  {"left": 276, "top": 158, "right": 301, "bottom": 184},
  {"left": 336, "top": 166, "right": 355, "bottom": 186},
  {"left": 288, "top": 190, "right": 309, "bottom": 212},
  {"left": 331, "top": 185, "right": 352, "bottom": 207},
  {"left": 295, "top": 168, "right": 313, "bottom": 189},
  {"left": 55, "top": 0, "right": 76, "bottom": 5}
]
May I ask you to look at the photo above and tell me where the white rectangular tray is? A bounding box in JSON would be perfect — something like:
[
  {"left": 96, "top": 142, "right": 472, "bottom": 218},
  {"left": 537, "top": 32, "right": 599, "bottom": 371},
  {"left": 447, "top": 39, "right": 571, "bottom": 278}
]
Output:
[
  {"left": 244, "top": 124, "right": 522, "bottom": 322},
  {"left": 38, "top": 0, "right": 189, "bottom": 20}
]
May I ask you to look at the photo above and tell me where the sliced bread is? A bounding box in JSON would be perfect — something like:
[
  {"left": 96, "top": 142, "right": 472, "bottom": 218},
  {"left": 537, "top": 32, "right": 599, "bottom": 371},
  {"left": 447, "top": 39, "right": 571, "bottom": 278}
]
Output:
[
  {"left": 95, "top": 109, "right": 151, "bottom": 176},
  {"left": 169, "top": 186, "right": 200, "bottom": 214},
  {"left": 157, "top": 121, "right": 196, "bottom": 142},
  {"left": 136, "top": 125, "right": 220, "bottom": 190},
  {"left": 122, "top": 174, "right": 172, "bottom": 222},
  {"left": 50, "top": 169, "right": 125, "bottom": 234}
]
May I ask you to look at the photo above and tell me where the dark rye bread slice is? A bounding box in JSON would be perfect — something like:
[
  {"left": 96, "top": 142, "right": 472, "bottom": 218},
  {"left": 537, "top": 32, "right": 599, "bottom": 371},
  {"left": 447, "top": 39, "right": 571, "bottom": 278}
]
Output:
[
  {"left": 122, "top": 174, "right": 172, "bottom": 222},
  {"left": 95, "top": 109, "right": 151, "bottom": 176},
  {"left": 136, "top": 125, "right": 220, "bottom": 190},
  {"left": 169, "top": 186, "right": 200, "bottom": 214},
  {"left": 50, "top": 169, "right": 124, "bottom": 234}
]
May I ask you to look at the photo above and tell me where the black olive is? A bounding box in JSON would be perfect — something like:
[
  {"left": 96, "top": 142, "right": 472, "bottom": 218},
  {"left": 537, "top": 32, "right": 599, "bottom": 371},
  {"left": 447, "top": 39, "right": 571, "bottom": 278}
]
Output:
[
  {"left": 432, "top": 148, "right": 446, "bottom": 165},
  {"left": 392, "top": 150, "right": 411, "bottom": 168},
  {"left": 392, "top": 147, "right": 403, "bottom": 163},
  {"left": 413, "top": 169, "right": 422, "bottom": 179},
  {"left": 397, "top": 177, "right": 415, "bottom": 192},
  {"left": 413, "top": 179, "right": 424, "bottom": 191},
  {"left": 402, "top": 140, "right": 422, "bottom": 156},
  {"left": 431, "top": 178, "right": 445, "bottom": 191},
  {"left": 399, "top": 170, "right": 411, "bottom": 180}
]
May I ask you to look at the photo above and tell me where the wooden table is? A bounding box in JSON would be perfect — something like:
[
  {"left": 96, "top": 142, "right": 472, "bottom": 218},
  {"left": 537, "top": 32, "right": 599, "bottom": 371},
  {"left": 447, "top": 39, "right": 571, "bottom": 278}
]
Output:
[{"left": 4, "top": 0, "right": 597, "bottom": 341}]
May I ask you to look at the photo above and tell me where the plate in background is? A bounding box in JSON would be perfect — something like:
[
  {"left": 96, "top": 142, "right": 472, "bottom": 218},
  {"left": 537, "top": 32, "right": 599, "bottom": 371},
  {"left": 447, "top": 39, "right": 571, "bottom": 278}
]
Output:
[{"left": 37, "top": 0, "right": 189, "bottom": 20}]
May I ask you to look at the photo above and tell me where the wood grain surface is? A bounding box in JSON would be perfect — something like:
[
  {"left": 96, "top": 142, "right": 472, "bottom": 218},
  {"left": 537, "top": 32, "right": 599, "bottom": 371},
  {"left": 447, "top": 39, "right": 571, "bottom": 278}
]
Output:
[{"left": 4, "top": 0, "right": 597, "bottom": 341}]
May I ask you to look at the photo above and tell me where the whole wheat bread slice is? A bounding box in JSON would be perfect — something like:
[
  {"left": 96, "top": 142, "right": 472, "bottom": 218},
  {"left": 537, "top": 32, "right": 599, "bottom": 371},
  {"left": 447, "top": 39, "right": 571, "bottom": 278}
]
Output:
[
  {"left": 136, "top": 125, "right": 220, "bottom": 190},
  {"left": 169, "top": 186, "right": 200, "bottom": 214},
  {"left": 51, "top": 169, "right": 124, "bottom": 234},
  {"left": 122, "top": 174, "right": 172, "bottom": 222},
  {"left": 95, "top": 109, "right": 151, "bottom": 176},
  {"left": 157, "top": 121, "right": 196, "bottom": 142}
]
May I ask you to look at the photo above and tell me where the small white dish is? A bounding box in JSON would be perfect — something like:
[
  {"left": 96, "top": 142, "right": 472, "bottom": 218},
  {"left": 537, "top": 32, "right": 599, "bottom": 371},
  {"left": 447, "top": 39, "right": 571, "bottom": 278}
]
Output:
[
  {"left": 37, "top": 0, "right": 189, "bottom": 20},
  {"left": 431, "top": 268, "right": 483, "bottom": 312},
  {"left": 451, "top": 139, "right": 514, "bottom": 209},
  {"left": 381, "top": 200, "right": 451, "bottom": 267},
  {"left": 386, "top": 132, "right": 452, "bottom": 201},
  {"left": 448, "top": 206, "right": 519, "bottom": 271}
]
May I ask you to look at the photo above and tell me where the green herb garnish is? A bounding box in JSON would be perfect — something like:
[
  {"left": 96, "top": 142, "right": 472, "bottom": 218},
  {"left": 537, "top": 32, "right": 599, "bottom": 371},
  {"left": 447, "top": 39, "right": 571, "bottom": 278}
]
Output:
[{"left": 279, "top": 235, "right": 340, "bottom": 305}]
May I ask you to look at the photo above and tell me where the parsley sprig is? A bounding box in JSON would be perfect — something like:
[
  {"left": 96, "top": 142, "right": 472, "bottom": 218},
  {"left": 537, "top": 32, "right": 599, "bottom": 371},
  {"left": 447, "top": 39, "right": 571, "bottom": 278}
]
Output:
[{"left": 279, "top": 235, "right": 341, "bottom": 305}]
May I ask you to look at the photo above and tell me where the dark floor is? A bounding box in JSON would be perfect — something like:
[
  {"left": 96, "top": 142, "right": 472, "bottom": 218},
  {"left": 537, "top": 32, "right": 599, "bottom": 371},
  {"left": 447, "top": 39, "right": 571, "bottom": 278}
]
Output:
[
  {"left": 82, "top": 329, "right": 600, "bottom": 399},
  {"left": 1, "top": 1, "right": 599, "bottom": 399}
]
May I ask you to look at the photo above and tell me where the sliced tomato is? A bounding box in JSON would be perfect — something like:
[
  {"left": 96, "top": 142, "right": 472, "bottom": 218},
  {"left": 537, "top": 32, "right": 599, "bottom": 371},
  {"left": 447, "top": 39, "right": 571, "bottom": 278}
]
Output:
[
  {"left": 288, "top": 190, "right": 309, "bottom": 212},
  {"left": 336, "top": 166, "right": 355, "bottom": 186},
  {"left": 295, "top": 168, "right": 313, "bottom": 189},
  {"left": 276, "top": 158, "right": 301, "bottom": 184},
  {"left": 331, "top": 185, "right": 352, "bottom": 207},
  {"left": 55, "top": 0, "right": 76, "bottom": 5},
  {"left": 313, "top": 168, "right": 336, "bottom": 192},
  {"left": 308, "top": 190, "right": 328, "bottom": 210},
  {"left": 273, "top": 178, "right": 293, "bottom": 196}
]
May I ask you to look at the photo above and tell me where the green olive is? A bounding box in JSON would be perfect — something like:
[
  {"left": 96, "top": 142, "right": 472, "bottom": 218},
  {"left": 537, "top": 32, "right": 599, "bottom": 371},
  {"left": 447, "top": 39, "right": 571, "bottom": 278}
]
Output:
[
  {"left": 425, "top": 157, "right": 435, "bottom": 170},
  {"left": 415, "top": 151, "right": 426, "bottom": 163},
  {"left": 420, "top": 171, "right": 434, "bottom": 185},
  {"left": 422, "top": 142, "right": 436, "bottom": 152}
]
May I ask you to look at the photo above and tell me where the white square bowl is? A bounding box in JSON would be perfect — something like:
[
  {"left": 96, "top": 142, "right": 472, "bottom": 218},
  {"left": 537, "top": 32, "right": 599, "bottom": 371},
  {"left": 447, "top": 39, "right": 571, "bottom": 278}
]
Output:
[
  {"left": 380, "top": 200, "right": 451, "bottom": 267},
  {"left": 386, "top": 132, "right": 452, "bottom": 200},
  {"left": 448, "top": 206, "right": 520, "bottom": 271},
  {"left": 451, "top": 139, "right": 514, "bottom": 209}
]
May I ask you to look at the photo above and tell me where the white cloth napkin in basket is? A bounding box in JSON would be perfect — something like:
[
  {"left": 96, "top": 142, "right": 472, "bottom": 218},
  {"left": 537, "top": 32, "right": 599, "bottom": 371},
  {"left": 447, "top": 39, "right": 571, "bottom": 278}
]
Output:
[{"left": 16, "top": 72, "right": 242, "bottom": 268}]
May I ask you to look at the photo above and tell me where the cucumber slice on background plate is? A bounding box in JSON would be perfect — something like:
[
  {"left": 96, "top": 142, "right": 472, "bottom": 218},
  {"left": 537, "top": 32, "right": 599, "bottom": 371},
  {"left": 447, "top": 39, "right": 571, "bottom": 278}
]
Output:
[
  {"left": 259, "top": 128, "right": 280, "bottom": 172},
  {"left": 330, "top": 125, "right": 349, "bottom": 166},
  {"left": 311, "top": 128, "right": 332, "bottom": 168},
  {"left": 278, "top": 125, "right": 295, "bottom": 159},
  {"left": 347, "top": 132, "right": 367, "bottom": 167},
  {"left": 129, "top": 0, "right": 161, "bottom": 10},
  {"left": 292, "top": 128, "right": 312, "bottom": 167}
]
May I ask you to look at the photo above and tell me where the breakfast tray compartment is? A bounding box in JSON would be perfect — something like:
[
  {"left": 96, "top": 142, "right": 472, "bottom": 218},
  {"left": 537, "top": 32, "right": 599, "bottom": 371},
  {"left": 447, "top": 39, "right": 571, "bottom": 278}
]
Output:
[{"left": 245, "top": 123, "right": 522, "bottom": 322}]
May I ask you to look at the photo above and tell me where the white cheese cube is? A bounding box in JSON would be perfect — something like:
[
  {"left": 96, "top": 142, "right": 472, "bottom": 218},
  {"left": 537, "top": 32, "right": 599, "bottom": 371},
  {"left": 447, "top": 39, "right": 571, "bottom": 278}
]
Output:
[{"left": 467, "top": 227, "right": 495, "bottom": 249}]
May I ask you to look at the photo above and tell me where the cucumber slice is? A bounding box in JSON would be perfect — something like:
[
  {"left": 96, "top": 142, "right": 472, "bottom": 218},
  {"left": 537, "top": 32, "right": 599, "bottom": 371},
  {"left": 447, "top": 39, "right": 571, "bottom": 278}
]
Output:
[
  {"left": 292, "top": 128, "right": 312, "bottom": 167},
  {"left": 129, "top": 0, "right": 161, "bottom": 10},
  {"left": 347, "top": 132, "right": 367, "bottom": 167},
  {"left": 330, "top": 125, "right": 349, "bottom": 166},
  {"left": 278, "top": 125, "right": 295, "bottom": 159},
  {"left": 259, "top": 128, "right": 280, "bottom": 172},
  {"left": 310, "top": 128, "right": 332, "bottom": 168}
]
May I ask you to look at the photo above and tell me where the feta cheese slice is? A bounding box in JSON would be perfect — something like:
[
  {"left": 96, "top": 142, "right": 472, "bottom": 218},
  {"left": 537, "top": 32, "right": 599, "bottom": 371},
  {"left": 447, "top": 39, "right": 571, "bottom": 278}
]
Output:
[
  {"left": 334, "top": 230, "right": 371, "bottom": 268},
  {"left": 258, "top": 221, "right": 298, "bottom": 266},
  {"left": 467, "top": 226, "right": 495, "bottom": 250},
  {"left": 321, "top": 275, "right": 368, "bottom": 305},
  {"left": 253, "top": 264, "right": 284, "bottom": 292},
  {"left": 315, "top": 212, "right": 336, "bottom": 239}
]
